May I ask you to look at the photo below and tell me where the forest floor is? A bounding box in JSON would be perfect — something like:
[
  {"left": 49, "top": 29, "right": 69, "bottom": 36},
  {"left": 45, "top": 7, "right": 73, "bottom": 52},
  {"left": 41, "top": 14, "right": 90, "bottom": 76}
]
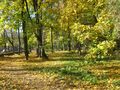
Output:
[{"left": 0, "top": 51, "right": 120, "bottom": 90}]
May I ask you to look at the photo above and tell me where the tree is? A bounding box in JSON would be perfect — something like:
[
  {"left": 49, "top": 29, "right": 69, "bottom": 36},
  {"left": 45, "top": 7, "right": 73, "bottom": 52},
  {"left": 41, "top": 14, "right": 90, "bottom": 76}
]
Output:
[
  {"left": 21, "top": 0, "right": 29, "bottom": 60},
  {"left": 0, "top": 0, "right": 119, "bottom": 61}
]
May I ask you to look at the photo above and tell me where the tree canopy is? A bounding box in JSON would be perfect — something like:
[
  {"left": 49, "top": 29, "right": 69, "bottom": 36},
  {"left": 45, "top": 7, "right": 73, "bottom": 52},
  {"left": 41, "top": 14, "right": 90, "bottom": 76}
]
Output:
[{"left": 0, "top": 0, "right": 120, "bottom": 60}]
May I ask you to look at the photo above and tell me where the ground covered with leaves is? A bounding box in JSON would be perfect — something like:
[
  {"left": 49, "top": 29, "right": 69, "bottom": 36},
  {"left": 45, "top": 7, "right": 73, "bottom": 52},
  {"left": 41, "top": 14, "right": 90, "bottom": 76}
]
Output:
[{"left": 0, "top": 52, "right": 120, "bottom": 90}]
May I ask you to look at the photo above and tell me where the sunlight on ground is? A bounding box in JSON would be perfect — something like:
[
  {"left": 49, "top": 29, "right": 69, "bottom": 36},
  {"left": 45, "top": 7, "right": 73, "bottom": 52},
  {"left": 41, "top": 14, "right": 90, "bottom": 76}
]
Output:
[{"left": 0, "top": 52, "right": 120, "bottom": 90}]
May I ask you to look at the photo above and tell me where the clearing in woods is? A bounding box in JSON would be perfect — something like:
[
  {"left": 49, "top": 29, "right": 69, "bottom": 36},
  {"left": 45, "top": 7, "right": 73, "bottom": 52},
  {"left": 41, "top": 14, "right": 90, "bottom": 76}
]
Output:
[{"left": 0, "top": 52, "right": 120, "bottom": 90}]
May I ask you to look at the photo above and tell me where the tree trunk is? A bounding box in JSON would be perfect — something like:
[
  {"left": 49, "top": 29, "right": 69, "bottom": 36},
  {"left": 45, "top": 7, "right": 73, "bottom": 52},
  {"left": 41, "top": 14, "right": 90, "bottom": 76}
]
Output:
[
  {"left": 3, "top": 30, "right": 7, "bottom": 52},
  {"left": 11, "top": 29, "right": 15, "bottom": 52},
  {"left": 33, "top": 0, "right": 48, "bottom": 59},
  {"left": 18, "top": 27, "right": 21, "bottom": 54},
  {"left": 51, "top": 27, "right": 54, "bottom": 53},
  {"left": 68, "top": 22, "right": 71, "bottom": 51},
  {"left": 4, "top": 30, "right": 15, "bottom": 53},
  {"left": 22, "top": 0, "right": 29, "bottom": 60}
]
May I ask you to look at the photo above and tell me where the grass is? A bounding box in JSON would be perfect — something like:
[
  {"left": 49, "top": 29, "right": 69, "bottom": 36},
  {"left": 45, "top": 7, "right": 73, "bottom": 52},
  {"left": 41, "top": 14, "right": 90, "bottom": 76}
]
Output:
[{"left": 0, "top": 51, "right": 120, "bottom": 89}]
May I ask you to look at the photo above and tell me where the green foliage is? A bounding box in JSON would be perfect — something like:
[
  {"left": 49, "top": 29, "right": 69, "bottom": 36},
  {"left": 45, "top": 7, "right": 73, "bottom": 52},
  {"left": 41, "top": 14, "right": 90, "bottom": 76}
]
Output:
[
  {"left": 0, "top": 37, "right": 4, "bottom": 46},
  {"left": 28, "top": 34, "right": 37, "bottom": 47},
  {"left": 0, "top": 0, "right": 120, "bottom": 60},
  {"left": 85, "top": 41, "right": 116, "bottom": 60},
  {"left": 60, "top": 65, "right": 98, "bottom": 84},
  {"left": 113, "top": 80, "right": 120, "bottom": 86},
  {"left": 68, "top": 0, "right": 119, "bottom": 60}
]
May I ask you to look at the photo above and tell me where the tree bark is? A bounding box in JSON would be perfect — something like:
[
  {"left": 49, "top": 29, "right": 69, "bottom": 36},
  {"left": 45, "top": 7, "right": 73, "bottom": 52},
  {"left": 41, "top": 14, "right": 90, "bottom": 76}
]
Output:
[
  {"left": 51, "top": 27, "right": 54, "bottom": 53},
  {"left": 10, "top": 29, "right": 15, "bottom": 52},
  {"left": 68, "top": 22, "right": 71, "bottom": 51},
  {"left": 21, "top": 0, "right": 29, "bottom": 60},
  {"left": 3, "top": 30, "right": 7, "bottom": 52},
  {"left": 18, "top": 27, "right": 21, "bottom": 54},
  {"left": 32, "top": 0, "right": 48, "bottom": 59},
  {"left": 4, "top": 30, "right": 14, "bottom": 52}
]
